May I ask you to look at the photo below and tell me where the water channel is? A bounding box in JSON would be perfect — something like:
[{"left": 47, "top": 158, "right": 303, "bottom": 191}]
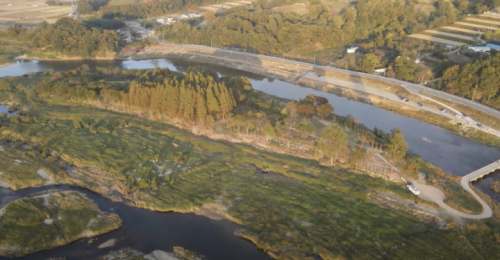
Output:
[{"left": 1, "top": 58, "right": 500, "bottom": 259}]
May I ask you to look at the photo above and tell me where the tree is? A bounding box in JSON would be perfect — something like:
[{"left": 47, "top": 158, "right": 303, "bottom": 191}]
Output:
[
  {"left": 318, "top": 124, "right": 347, "bottom": 165},
  {"left": 349, "top": 148, "right": 367, "bottom": 168},
  {"left": 455, "top": 0, "right": 469, "bottom": 12},
  {"left": 263, "top": 123, "right": 276, "bottom": 142},
  {"left": 316, "top": 103, "right": 334, "bottom": 119},
  {"left": 285, "top": 102, "right": 298, "bottom": 119},
  {"left": 385, "top": 128, "right": 408, "bottom": 171},
  {"left": 297, "top": 103, "right": 315, "bottom": 117},
  {"left": 401, "top": 156, "right": 420, "bottom": 179},
  {"left": 358, "top": 53, "right": 379, "bottom": 73},
  {"left": 394, "top": 56, "right": 416, "bottom": 81}
]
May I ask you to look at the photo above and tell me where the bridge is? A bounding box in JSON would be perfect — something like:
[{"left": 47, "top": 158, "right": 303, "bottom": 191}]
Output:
[
  {"left": 455, "top": 160, "right": 500, "bottom": 219},
  {"left": 465, "top": 160, "right": 500, "bottom": 182}
]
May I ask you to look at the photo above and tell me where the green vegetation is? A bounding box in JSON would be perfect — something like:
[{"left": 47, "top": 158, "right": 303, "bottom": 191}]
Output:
[
  {"left": 0, "top": 190, "right": 121, "bottom": 257},
  {"left": 491, "top": 181, "right": 500, "bottom": 194},
  {"left": 0, "top": 139, "right": 66, "bottom": 190},
  {"left": 440, "top": 53, "right": 500, "bottom": 110},
  {"left": 0, "top": 68, "right": 498, "bottom": 259}
]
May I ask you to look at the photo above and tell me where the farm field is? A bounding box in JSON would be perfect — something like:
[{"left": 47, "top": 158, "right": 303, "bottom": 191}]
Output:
[{"left": 0, "top": 0, "right": 73, "bottom": 27}]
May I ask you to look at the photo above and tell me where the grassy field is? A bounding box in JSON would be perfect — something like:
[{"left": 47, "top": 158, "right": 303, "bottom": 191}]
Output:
[
  {"left": 1, "top": 73, "right": 500, "bottom": 259},
  {"left": 0, "top": 190, "right": 122, "bottom": 257}
]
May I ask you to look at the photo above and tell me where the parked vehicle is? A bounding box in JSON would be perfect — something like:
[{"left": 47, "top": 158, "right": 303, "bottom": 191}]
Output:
[
  {"left": 440, "top": 109, "right": 448, "bottom": 114},
  {"left": 417, "top": 103, "right": 423, "bottom": 107},
  {"left": 455, "top": 114, "right": 462, "bottom": 118},
  {"left": 407, "top": 183, "right": 420, "bottom": 195}
]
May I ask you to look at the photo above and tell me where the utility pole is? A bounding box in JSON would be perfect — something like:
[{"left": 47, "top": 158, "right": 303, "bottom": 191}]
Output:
[
  {"left": 254, "top": 45, "right": 256, "bottom": 53},
  {"left": 314, "top": 54, "right": 316, "bottom": 64},
  {"left": 211, "top": 37, "right": 212, "bottom": 47}
]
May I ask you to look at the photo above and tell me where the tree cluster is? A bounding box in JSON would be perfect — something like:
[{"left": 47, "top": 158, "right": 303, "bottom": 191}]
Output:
[
  {"left": 97, "top": 0, "right": 228, "bottom": 19},
  {"left": 441, "top": 53, "right": 500, "bottom": 109},
  {"left": 31, "top": 18, "right": 121, "bottom": 58},
  {"left": 36, "top": 70, "right": 237, "bottom": 127},
  {"left": 78, "top": 0, "right": 110, "bottom": 14}
]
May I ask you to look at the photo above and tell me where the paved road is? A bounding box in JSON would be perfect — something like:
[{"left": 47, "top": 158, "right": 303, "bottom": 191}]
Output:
[{"left": 154, "top": 41, "right": 500, "bottom": 120}]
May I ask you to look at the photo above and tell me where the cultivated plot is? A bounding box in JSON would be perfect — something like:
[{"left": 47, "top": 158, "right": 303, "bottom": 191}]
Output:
[
  {"left": 424, "top": 30, "right": 476, "bottom": 41},
  {"left": 440, "top": 26, "right": 484, "bottom": 35},
  {"left": 408, "top": 34, "right": 467, "bottom": 46},
  {"left": 465, "top": 17, "right": 500, "bottom": 26},
  {"left": 455, "top": 22, "right": 498, "bottom": 31}
]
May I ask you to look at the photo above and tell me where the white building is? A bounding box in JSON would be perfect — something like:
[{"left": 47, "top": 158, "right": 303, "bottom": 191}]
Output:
[
  {"left": 347, "top": 46, "right": 358, "bottom": 54},
  {"left": 467, "top": 46, "right": 491, "bottom": 52},
  {"left": 374, "top": 68, "right": 386, "bottom": 74}
]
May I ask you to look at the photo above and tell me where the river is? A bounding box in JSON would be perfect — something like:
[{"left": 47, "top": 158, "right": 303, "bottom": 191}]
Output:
[{"left": 0, "top": 58, "right": 500, "bottom": 258}]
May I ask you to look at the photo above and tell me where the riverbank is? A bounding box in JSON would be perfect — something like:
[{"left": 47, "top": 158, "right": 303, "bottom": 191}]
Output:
[{"left": 126, "top": 45, "right": 500, "bottom": 148}]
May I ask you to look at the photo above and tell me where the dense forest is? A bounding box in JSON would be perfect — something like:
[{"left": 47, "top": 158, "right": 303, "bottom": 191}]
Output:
[
  {"left": 440, "top": 53, "right": 500, "bottom": 109},
  {"left": 0, "top": 18, "right": 121, "bottom": 58}
]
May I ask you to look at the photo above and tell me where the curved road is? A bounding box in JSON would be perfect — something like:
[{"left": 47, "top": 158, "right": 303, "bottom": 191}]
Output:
[{"left": 154, "top": 40, "right": 500, "bottom": 120}]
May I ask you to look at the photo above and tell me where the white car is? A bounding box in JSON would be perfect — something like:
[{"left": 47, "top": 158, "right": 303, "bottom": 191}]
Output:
[
  {"left": 440, "top": 109, "right": 448, "bottom": 114},
  {"left": 455, "top": 114, "right": 462, "bottom": 118}
]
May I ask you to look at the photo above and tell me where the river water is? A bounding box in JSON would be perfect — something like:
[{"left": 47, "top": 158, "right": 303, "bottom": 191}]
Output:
[{"left": 0, "top": 58, "right": 500, "bottom": 258}]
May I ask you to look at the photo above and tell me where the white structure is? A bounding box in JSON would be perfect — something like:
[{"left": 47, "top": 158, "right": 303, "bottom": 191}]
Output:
[
  {"left": 347, "top": 46, "right": 358, "bottom": 53},
  {"left": 467, "top": 46, "right": 491, "bottom": 52},
  {"left": 407, "top": 184, "right": 420, "bottom": 195},
  {"left": 374, "top": 68, "right": 386, "bottom": 73}
]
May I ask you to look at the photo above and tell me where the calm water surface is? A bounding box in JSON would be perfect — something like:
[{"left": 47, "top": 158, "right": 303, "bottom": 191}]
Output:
[
  {"left": 0, "top": 58, "right": 500, "bottom": 258},
  {"left": 0, "top": 185, "right": 272, "bottom": 260}
]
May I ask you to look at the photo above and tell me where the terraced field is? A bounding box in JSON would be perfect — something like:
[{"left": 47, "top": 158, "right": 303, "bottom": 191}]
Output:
[
  {"left": 408, "top": 34, "right": 467, "bottom": 46},
  {"left": 409, "top": 15, "right": 500, "bottom": 46}
]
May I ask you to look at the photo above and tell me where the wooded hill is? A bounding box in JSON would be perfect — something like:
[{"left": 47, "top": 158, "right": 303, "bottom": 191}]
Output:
[
  {"left": 0, "top": 18, "right": 121, "bottom": 59},
  {"left": 441, "top": 53, "right": 500, "bottom": 109}
]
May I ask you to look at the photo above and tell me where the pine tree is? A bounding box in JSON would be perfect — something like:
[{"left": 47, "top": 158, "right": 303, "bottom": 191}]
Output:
[
  {"left": 195, "top": 88, "right": 208, "bottom": 126},
  {"left": 206, "top": 84, "right": 220, "bottom": 116}
]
